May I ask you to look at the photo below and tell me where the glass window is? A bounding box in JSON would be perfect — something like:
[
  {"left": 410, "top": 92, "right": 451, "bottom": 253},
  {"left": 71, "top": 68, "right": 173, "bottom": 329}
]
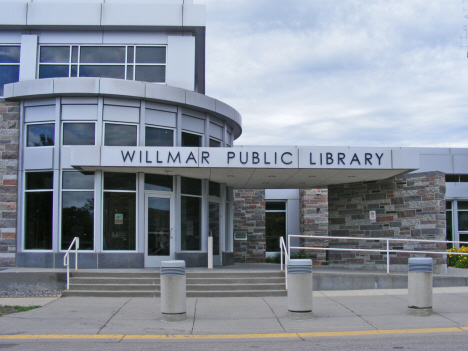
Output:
[
  {"left": 26, "top": 171, "right": 53, "bottom": 190},
  {"left": 63, "top": 123, "right": 95, "bottom": 146},
  {"left": 61, "top": 190, "right": 94, "bottom": 250},
  {"left": 209, "top": 139, "right": 221, "bottom": 147},
  {"left": 136, "top": 47, "right": 166, "bottom": 64},
  {"left": 181, "top": 195, "right": 201, "bottom": 251},
  {"left": 24, "top": 172, "right": 54, "bottom": 250},
  {"left": 80, "top": 46, "right": 125, "bottom": 64},
  {"left": 27, "top": 124, "right": 54, "bottom": 147},
  {"left": 144, "top": 174, "right": 173, "bottom": 191},
  {"left": 38, "top": 45, "right": 166, "bottom": 83},
  {"left": 79, "top": 66, "right": 125, "bottom": 79},
  {"left": 145, "top": 127, "right": 173, "bottom": 146},
  {"left": 182, "top": 132, "right": 202, "bottom": 147},
  {"left": 40, "top": 46, "right": 70, "bottom": 63},
  {"left": 0, "top": 46, "right": 20, "bottom": 96},
  {"left": 39, "top": 65, "right": 69, "bottom": 79},
  {"left": 181, "top": 177, "right": 202, "bottom": 196},
  {"left": 135, "top": 66, "right": 165, "bottom": 83},
  {"left": 103, "top": 172, "right": 136, "bottom": 251},
  {"left": 209, "top": 181, "right": 221, "bottom": 197},
  {"left": 446, "top": 201, "right": 453, "bottom": 249},
  {"left": 104, "top": 123, "right": 137, "bottom": 146},
  {"left": 265, "top": 201, "right": 286, "bottom": 252},
  {"left": 103, "top": 192, "right": 136, "bottom": 251},
  {"left": 62, "top": 171, "right": 94, "bottom": 190},
  {"left": 266, "top": 202, "right": 286, "bottom": 211},
  {"left": 104, "top": 172, "right": 136, "bottom": 191}
]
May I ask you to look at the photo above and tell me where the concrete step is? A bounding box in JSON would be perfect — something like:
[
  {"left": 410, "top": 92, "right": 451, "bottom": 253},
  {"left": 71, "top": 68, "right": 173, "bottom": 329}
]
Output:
[
  {"left": 61, "top": 290, "right": 161, "bottom": 298},
  {"left": 183, "top": 283, "right": 285, "bottom": 291},
  {"left": 61, "top": 289, "right": 287, "bottom": 298},
  {"left": 64, "top": 270, "right": 287, "bottom": 297},
  {"left": 70, "top": 277, "right": 161, "bottom": 285},
  {"left": 70, "top": 284, "right": 160, "bottom": 291}
]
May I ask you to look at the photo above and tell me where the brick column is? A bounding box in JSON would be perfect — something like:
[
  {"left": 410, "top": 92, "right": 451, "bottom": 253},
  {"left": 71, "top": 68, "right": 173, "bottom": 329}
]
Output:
[
  {"left": 233, "top": 189, "right": 266, "bottom": 263},
  {"left": 299, "top": 189, "right": 329, "bottom": 264},
  {"left": 0, "top": 99, "right": 19, "bottom": 267}
]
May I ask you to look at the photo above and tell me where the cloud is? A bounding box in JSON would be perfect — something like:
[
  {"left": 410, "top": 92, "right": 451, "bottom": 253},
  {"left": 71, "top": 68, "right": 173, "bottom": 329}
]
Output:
[{"left": 198, "top": 0, "right": 468, "bottom": 148}]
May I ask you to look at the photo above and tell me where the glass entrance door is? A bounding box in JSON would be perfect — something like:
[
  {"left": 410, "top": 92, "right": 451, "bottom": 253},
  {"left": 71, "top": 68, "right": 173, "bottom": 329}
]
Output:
[
  {"left": 209, "top": 201, "right": 221, "bottom": 265},
  {"left": 145, "top": 193, "right": 173, "bottom": 267}
]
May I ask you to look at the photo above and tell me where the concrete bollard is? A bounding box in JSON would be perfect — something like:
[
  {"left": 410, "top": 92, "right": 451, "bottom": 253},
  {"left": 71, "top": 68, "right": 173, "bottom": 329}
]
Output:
[
  {"left": 407, "top": 257, "right": 433, "bottom": 316},
  {"left": 287, "top": 259, "right": 313, "bottom": 320},
  {"left": 160, "top": 260, "right": 187, "bottom": 322}
]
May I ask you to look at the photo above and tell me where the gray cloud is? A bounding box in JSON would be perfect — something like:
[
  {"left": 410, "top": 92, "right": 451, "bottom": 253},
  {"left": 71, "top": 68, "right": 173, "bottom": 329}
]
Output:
[{"left": 199, "top": 0, "right": 468, "bottom": 147}]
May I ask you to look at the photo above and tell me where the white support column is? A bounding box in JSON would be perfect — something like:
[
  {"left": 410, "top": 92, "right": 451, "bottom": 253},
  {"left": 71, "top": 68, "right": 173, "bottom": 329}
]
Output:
[{"left": 19, "top": 35, "right": 38, "bottom": 81}]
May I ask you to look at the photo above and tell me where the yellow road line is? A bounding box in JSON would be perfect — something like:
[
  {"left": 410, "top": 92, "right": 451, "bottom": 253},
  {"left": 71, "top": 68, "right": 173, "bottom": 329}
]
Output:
[{"left": 0, "top": 327, "right": 466, "bottom": 340}]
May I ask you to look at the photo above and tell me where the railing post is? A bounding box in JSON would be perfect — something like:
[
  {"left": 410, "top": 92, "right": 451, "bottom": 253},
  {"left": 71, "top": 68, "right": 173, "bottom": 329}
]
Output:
[
  {"left": 66, "top": 257, "right": 70, "bottom": 291},
  {"left": 75, "top": 237, "right": 79, "bottom": 272},
  {"left": 280, "top": 237, "right": 283, "bottom": 273},
  {"left": 386, "top": 239, "right": 390, "bottom": 274}
]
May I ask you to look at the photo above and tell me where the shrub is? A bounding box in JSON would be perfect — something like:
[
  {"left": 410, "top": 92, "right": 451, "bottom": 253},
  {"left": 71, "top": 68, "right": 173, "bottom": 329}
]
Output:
[
  {"left": 266, "top": 252, "right": 282, "bottom": 264},
  {"left": 290, "top": 251, "right": 308, "bottom": 259},
  {"left": 447, "top": 246, "right": 468, "bottom": 268}
]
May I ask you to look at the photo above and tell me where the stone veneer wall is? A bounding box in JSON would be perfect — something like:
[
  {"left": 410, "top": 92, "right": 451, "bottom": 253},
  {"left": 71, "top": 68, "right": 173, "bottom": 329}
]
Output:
[
  {"left": 328, "top": 171, "right": 446, "bottom": 273},
  {"left": 299, "top": 189, "right": 329, "bottom": 263},
  {"left": 0, "top": 99, "right": 19, "bottom": 267},
  {"left": 233, "top": 189, "right": 266, "bottom": 263}
]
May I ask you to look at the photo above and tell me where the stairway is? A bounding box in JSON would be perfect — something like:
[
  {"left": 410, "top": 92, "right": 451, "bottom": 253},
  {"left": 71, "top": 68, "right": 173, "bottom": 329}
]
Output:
[{"left": 61, "top": 270, "right": 287, "bottom": 297}]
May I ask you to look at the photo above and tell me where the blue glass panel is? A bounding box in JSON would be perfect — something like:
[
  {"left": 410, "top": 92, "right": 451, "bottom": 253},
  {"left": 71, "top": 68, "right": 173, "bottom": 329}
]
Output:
[
  {"left": 104, "top": 123, "right": 137, "bottom": 146},
  {"left": 0, "top": 65, "right": 19, "bottom": 95},
  {"left": 40, "top": 46, "right": 70, "bottom": 63},
  {"left": 135, "top": 65, "right": 165, "bottom": 83},
  {"left": 62, "top": 171, "right": 95, "bottom": 190},
  {"left": 145, "top": 127, "right": 173, "bottom": 146},
  {"left": 79, "top": 65, "right": 125, "bottom": 79},
  {"left": 0, "top": 46, "right": 20, "bottom": 63},
  {"left": 39, "top": 65, "right": 69, "bottom": 79},
  {"left": 63, "top": 123, "right": 95, "bottom": 145},
  {"left": 80, "top": 47, "right": 125, "bottom": 63},
  {"left": 136, "top": 47, "right": 165, "bottom": 64},
  {"left": 27, "top": 124, "right": 55, "bottom": 147}
]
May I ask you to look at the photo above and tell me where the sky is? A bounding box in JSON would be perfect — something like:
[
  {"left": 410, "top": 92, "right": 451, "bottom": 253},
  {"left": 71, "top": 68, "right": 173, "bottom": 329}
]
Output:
[{"left": 199, "top": 0, "right": 468, "bottom": 148}]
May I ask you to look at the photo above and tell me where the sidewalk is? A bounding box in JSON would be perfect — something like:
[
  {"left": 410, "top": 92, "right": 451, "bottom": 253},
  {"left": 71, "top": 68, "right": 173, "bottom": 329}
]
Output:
[{"left": 1, "top": 287, "right": 468, "bottom": 338}]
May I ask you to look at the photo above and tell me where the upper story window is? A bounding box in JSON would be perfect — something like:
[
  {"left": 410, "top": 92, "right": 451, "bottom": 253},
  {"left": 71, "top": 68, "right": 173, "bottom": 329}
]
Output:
[
  {"left": 0, "top": 46, "right": 20, "bottom": 96},
  {"left": 182, "top": 132, "right": 202, "bottom": 147},
  {"left": 38, "top": 45, "right": 166, "bottom": 83},
  {"left": 104, "top": 123, "right": 137, "bottom": 146},
  {"left": 62, "top": 122, "right": 95, "bottom": 146},
  {"left": 145, "top": 126, "right": 173, "bottom": 146},
  {"left": 27, "top": 123, "right": 55, "bottom": 147}
]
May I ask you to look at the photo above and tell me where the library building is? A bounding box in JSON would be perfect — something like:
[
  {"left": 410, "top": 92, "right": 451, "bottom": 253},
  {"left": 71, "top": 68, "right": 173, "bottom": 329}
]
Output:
[{"left": 0, "top": 0, "right": 466, "bottom": 275}]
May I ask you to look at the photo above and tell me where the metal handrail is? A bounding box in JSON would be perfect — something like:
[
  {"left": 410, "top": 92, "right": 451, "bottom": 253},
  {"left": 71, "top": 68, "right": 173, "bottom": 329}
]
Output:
[
  {"left": 63, "top": 237, "right": 79, "bottom": 291},
  {"left": 285, "top": 234, "right": 468, "bottom": 274},
  {"left": 279, "top": 236, "right": 289, "bottom": 290}
]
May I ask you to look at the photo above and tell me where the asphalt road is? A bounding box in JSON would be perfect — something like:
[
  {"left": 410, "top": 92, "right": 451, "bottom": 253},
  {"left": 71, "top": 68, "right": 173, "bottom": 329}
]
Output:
[{"left": 0, "top": 333, "right": 461, "bottom": 351}]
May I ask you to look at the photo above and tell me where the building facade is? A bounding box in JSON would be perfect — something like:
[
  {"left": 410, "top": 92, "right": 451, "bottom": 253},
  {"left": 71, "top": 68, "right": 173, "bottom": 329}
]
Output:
[{"left": 0, "top": 1, "right": 461, "bottom": 272}]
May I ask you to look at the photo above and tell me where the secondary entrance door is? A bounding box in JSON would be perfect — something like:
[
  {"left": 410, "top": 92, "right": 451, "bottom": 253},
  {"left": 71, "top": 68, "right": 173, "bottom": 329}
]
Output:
[{"left": 145, "top": 193, "right": 174, "bottom": 267}]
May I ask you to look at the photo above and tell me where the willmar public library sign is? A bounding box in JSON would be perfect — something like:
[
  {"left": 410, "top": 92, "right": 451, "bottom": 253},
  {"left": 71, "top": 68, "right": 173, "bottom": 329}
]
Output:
[{"left": 70, "top": 146, "right": 419, "bottom": 173}]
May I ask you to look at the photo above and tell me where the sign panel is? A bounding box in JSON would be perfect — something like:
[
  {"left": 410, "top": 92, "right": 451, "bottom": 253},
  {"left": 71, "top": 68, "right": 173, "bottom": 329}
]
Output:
[{"left": 70, "top": 146, "right": 417, "bottom": 171}]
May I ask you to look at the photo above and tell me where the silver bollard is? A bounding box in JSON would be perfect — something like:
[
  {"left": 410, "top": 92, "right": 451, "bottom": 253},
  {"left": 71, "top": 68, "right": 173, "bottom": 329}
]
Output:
[
  {"left": 161, "top": 260, "right": 187, "bottom": 322},
  {"left": 407, "top": 257, "right": 433, "bottom": 316},
  {"left": 287, "top": 258, "right": 313, "bottom": 320}
]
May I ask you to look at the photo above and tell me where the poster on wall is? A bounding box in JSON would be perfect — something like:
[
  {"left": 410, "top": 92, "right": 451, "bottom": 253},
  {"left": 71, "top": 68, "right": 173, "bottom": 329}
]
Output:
[{"left": 115, "top": 214, "right": 123, "bottom": 225}]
